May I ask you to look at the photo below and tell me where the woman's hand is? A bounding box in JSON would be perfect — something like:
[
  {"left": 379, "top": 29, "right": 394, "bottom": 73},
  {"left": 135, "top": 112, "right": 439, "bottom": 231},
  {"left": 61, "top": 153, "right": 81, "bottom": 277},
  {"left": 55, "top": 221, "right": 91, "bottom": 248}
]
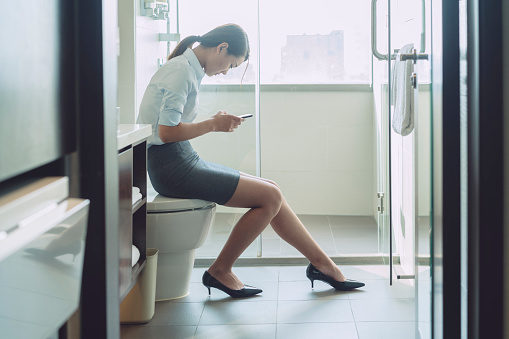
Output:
[{"left": 210, "top": 111, "right": 244, "bottom": 132}]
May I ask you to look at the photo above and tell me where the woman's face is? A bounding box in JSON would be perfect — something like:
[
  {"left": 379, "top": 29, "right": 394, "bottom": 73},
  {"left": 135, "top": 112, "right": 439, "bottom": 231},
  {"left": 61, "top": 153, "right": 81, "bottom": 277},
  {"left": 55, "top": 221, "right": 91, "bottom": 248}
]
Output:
[{"left": 205, "top": 43, "right": 246, "bottom": 77}]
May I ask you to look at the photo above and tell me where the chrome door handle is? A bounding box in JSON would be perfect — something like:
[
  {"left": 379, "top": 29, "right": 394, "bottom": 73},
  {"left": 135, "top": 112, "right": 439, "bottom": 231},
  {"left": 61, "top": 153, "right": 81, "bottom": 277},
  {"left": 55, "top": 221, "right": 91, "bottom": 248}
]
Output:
[{"left": 397, "top": 48, "right": 429, "bottom": 64}]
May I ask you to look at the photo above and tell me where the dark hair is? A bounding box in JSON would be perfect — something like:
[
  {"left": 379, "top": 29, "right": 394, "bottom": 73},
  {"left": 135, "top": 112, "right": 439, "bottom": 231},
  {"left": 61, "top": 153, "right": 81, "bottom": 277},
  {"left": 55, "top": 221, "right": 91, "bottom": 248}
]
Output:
[{"left": 167, "top": 23, "right": 250, "bottom": 61}]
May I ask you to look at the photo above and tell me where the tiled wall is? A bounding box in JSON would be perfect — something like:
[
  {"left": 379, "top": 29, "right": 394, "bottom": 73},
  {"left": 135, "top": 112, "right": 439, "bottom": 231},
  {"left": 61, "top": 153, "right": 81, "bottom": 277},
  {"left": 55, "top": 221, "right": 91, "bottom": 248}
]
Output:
[
  {"left": 191, "top": 88, "right": 375, "bottom": 216},
  {"left": 259, "top": 90, "right": 374, "bottom": 216}
]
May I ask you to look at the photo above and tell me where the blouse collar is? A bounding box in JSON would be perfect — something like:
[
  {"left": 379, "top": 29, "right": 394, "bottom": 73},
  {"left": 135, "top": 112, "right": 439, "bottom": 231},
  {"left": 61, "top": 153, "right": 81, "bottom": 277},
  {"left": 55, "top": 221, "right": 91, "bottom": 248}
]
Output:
[{"left": 183, "top": 48, "right": 205, "bottom": 81}]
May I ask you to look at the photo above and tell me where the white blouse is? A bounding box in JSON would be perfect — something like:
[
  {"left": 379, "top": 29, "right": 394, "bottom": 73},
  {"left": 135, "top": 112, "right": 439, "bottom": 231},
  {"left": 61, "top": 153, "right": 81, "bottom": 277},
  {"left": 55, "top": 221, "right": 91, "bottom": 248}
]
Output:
[{"left": 137, "top": 48, "right": 205, "bottom": 147}]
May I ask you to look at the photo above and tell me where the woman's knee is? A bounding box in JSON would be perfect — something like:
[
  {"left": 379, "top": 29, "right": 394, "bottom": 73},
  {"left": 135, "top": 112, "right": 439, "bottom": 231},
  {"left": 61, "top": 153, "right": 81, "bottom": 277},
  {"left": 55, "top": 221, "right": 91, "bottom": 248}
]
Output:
[
  {"left": 265, "top": 179, "right": 280, "bottom": 189},
  {"left": 262, "top": 184, "right": 284, "bottom": 214}
]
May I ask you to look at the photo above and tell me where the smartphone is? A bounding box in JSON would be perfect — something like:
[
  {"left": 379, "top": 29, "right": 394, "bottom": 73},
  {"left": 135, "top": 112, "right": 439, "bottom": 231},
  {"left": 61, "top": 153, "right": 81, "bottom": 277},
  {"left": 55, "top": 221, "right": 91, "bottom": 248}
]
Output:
[{"left": 237, "top": 114, "right": 253, "bottom": 119}]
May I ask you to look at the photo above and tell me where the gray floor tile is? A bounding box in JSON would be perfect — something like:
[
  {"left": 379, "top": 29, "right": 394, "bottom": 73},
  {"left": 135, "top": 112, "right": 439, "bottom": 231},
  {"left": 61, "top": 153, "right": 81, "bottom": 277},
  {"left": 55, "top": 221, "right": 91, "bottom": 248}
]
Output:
[
  {"left": 334, "top": 238, "right": 378, "bottom": 254},
  {"left": 120, "top": 325, "right": 196, "bottom": 339},
  {"left": 347, "top": 279, "right": 414, "bottom": 300},
  {"left": 195, "top": 324, "right": 277, "bottom": 339},
  {"left": 328, "top": 216, "right": 376, "bottom": 228},
  {"left": 340, "top": 265, "right": 390, "bottom": 280},
  {"left": 298, "top": 214, "right": 331, "bottom": 228},
  {"left": 276, "top": 322, "right": 359, "bottom": 339},
  {"left": 121, "top": 265, "right": 420, "bottom": 339},
  {"left": 350, "top": 298, "right": 415, "bottom": 322},
  {"left": 308, "top": 226, "right": 334, "bottom": 238},
  {"left": 313, "top": 236, "right": 337, "bottom": 253},
  {"left": 200, "top": 301, "right": 278, "bottom": 325},
  {"left": 197, "top": 214, "right": 382, "bottom": 259},
  {"left": 278, "top": 280, "right": 349, "bottom": 301},
  {"left": 280, "top": 241, "right": 304, "bottom": 257},
  {"left": 231, "top": 266, "right": 280, "bottom": 282},
  {"left": 356, "top": 321, "right": 416, "bottom": 339},
  {"left": 278, "top": 265, "right": 308, "bottom": 281},
  {"left": 277, "top": 300, "right": 354, "bottom": 324},
  {"left": 170, "top": 282, "right": 210, "bottom": 303},
  {"left": 148, "top": 301, "right": 205, "bottom": 326}
]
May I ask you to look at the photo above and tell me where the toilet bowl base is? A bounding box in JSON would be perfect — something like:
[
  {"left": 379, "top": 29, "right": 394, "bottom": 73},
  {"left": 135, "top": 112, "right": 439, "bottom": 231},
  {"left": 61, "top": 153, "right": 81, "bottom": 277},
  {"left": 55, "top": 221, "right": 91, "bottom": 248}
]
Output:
[{"left": 155, "top": 249, "right": 196, "bottom": 301}]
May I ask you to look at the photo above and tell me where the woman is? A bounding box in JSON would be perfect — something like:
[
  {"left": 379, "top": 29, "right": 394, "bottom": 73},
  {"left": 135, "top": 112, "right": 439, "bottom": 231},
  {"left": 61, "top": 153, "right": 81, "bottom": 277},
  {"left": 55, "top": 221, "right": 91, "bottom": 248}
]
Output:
[{"left": 137, "top": 24, "right": 364, "bottom": 298}]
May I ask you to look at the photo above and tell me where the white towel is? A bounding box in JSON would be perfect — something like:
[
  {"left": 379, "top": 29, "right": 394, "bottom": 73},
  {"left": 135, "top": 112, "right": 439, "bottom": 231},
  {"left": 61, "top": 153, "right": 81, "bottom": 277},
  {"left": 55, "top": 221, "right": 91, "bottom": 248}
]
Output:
[
  {"left": 131, "top": 245, "right": 140, "bottom": 267},
  {"left": 391, "top": 43, "right": 415, "bottom": 136},
  {"left": 132, "top": 186, "right": 140, "bottom": 195},
  {"left": 132, "top": 192, "right": 142, "bottom": 205}
]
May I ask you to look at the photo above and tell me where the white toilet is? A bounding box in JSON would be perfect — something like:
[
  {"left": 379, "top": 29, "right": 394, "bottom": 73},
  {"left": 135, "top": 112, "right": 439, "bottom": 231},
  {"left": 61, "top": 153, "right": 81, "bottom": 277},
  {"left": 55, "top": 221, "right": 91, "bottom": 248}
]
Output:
[{"left": 146, "top": 185, "right": 216, "bottom": 301}]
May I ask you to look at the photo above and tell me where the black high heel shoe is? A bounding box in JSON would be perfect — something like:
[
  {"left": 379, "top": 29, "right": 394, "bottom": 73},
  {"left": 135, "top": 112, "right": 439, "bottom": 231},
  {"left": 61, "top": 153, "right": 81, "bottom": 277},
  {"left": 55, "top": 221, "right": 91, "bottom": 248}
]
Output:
[
  {"left": 306, "top": 263, "right": 365, "bottom": 291},
  {"left": 202, "top": 271, "right": 263, "bottom": 298}
]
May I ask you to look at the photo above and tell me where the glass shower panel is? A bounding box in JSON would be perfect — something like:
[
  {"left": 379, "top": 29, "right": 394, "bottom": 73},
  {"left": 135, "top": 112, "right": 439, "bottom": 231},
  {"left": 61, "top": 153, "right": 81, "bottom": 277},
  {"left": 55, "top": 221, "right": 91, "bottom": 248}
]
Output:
[
  {"left": 177, "top": 0, "right": 260, "bottom": 258},
  {"left": 372, "top": 0, "right": 391, "bottom": 265},
  {"left": 259, "top": 0, "right": 374, "bottom": 258}
]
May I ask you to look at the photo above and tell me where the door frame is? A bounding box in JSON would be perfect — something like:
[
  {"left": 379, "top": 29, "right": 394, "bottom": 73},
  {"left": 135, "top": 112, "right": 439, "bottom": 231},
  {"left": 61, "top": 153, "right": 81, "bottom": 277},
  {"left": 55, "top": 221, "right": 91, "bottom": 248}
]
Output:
[{"left": 432, "top": 0, "right": 462, "bottom": 337}]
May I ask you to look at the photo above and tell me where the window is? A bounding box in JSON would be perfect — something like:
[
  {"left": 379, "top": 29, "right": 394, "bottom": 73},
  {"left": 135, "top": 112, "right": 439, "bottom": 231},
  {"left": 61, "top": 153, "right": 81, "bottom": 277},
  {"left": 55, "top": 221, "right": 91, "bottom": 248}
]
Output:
[
  {"left": 177, "top": 0, "right": 371, "bottom": 85},
  {"left": 259, "top": 0, "right": 371, "bottom": 84}
]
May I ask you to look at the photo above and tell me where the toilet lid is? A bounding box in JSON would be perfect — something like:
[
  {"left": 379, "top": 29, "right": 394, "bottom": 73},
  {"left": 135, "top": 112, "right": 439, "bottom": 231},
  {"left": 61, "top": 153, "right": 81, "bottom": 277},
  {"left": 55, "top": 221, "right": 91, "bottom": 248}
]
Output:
[{"left": 147, "top": 187, "right": 215, "bottom": 212}]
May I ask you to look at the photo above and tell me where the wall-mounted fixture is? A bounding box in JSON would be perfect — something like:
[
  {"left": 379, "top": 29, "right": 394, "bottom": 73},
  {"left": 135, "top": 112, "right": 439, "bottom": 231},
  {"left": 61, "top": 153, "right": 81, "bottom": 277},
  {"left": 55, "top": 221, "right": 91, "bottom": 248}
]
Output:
[{"left": 140, "top": 0, "right": 169, "bottom": 20}]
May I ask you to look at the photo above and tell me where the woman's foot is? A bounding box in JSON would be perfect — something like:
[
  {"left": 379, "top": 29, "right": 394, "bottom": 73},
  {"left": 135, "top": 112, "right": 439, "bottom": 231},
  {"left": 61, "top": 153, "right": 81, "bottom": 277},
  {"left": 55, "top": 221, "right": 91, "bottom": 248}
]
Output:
[
  {"left": 202, "top": 270, "right": 262, "bottom": 298},
  {"left": 311, "top": 262, "right": 347, "bottom": 282},
  {"left": 206, "top": 267, "right": 245, "bottom": 290},
  {"left": 306, "top": 263, "right": 365, "bottom": 290}
]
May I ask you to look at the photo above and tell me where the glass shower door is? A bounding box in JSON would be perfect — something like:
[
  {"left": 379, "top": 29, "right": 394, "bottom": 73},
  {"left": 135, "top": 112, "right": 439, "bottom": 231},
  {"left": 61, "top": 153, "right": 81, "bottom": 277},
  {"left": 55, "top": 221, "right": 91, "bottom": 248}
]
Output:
[
  {"left": 373, "top": 0, "right": 432, "bottom": 337},
  {"left": 388, "top": 0, "right": 432, "bottom": 338}
]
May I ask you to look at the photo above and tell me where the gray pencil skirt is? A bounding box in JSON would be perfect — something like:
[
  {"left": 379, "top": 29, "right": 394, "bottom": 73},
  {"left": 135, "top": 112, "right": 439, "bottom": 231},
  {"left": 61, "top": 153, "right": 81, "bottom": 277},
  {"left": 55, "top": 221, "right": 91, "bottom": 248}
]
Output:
[{"left": 147, "top": 140, "right": 240, "bottom": 205}]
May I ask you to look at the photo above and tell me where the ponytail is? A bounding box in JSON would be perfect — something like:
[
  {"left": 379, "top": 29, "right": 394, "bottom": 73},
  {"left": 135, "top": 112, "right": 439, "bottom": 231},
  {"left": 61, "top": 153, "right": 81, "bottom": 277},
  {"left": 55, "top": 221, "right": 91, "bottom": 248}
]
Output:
[
  {"left": 167, "top": 24, "right": 249, "bottom": 62},
  {"left": 167, "top": 35, "right": 201, "bottom": 61}
]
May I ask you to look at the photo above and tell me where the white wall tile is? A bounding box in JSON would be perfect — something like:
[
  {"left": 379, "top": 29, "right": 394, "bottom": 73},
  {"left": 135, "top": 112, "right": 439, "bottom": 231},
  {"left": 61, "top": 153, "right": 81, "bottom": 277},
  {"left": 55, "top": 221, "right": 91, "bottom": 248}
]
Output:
[
  {"left": 261, "top": 124, "right": 328, "bottom": 172},
  {"left": 262, "top": 169, "right": 372, "bottom": 215},
  {"left": 328, "top": 125, "right": 373, "bottom": 171}
]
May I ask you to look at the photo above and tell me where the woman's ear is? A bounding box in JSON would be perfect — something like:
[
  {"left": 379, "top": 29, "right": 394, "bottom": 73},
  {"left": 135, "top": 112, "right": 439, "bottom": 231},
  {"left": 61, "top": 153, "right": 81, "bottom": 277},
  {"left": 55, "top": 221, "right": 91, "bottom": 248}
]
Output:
[{"left": 217, "top": 42, "right": 229, "bottom": 54}]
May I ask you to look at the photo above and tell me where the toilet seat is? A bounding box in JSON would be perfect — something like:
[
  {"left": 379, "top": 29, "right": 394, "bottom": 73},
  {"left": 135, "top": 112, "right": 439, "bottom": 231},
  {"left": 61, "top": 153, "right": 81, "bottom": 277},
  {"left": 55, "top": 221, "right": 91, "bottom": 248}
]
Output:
[{"left": 147, "top": 188, "right": 215, "bottom": 213}]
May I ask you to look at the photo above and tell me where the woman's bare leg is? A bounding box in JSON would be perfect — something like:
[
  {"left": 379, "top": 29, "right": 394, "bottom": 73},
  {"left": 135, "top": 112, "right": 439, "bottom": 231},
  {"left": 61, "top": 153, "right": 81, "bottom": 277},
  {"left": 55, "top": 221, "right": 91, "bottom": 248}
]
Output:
[
  {"left": 238, "top": 172, "right": 346, "bottom": 281},
  {"left": 207, "top": 172, "right": 345, "bottom": 290},
  {"left": 207, "top": 174, "right": 283, "bottom": 289}
]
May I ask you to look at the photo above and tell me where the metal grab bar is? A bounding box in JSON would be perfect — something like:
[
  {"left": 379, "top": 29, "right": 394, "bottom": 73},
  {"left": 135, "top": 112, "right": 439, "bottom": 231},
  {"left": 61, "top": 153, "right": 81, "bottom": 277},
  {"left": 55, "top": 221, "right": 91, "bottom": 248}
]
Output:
[
  {"left": 371, "top": 0, "right": 427, "bottom": 61},
  {"left": 371, "top": 0, "right": 389, "bottom": 60}
]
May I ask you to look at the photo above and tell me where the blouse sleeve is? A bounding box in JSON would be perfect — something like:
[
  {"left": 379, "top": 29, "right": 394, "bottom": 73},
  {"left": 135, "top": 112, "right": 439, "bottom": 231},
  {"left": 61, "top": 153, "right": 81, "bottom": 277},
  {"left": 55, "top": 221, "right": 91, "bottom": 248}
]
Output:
[{"left": 157, "top": 64, "right": 193, "bottom": 127}]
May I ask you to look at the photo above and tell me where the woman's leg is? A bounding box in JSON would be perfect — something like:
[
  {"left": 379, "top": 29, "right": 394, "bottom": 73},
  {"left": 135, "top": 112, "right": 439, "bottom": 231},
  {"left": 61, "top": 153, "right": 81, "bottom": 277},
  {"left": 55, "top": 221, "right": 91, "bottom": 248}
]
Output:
[
  {"left": 238, "top": 172, "right": 346, "bottom": 281},
  {"left": 207, "top": 174, "right": 283, "bottom": 289},
  {"left": 207, "top": 172, "right": 345, "bottom": 290}
]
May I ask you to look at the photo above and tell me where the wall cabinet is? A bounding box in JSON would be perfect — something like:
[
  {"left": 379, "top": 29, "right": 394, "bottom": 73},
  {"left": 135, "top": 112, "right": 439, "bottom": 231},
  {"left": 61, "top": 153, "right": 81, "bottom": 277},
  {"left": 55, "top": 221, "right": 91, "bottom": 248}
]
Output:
[{"left": 118, "top": 139, "right": 148, "bottom": 301}]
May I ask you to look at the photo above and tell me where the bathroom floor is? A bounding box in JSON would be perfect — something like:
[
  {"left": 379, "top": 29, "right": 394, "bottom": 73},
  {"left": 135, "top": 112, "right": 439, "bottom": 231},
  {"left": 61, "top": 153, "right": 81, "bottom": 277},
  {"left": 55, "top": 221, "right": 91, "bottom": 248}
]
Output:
[
  {"left": 196, "top": 214, "right": 380, "bottom": 258},
  {"left": 196, "top": 213, "right": 430, "bottom": 259},
  {"left": 120, "top": 265, "right": 425, "bottom": 339}
]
